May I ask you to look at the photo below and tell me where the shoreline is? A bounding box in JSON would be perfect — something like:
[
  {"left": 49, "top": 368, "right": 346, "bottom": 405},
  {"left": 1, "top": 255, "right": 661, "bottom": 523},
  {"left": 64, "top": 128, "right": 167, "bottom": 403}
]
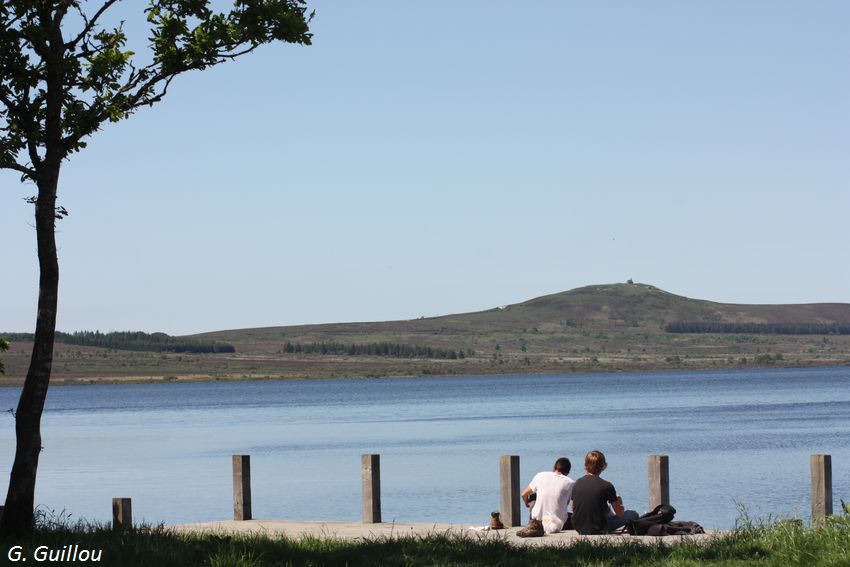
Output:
[{"left": 1, "top": 359, "right": 847, "bottom": 387}]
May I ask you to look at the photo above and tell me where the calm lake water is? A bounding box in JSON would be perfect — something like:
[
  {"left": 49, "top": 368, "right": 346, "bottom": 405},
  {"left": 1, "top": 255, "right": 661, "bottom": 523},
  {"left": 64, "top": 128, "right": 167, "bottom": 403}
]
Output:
[{"left": 0, "top": 366, "right": 848, "bottom": 529}]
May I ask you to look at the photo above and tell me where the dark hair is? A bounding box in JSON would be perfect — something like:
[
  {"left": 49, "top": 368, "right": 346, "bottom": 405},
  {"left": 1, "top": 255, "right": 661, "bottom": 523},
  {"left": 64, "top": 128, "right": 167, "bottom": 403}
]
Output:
[{"left": 554, "top": 457, "right": 571, "bottom": 475}]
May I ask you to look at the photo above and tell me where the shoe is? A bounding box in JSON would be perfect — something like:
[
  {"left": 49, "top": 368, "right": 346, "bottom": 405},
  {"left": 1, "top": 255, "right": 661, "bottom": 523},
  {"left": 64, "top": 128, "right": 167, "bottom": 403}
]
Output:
[
  {"left": 516, "top": 518, "right": 544, "bottom": 538},
  {"left": 490, "top": 511, "right": 505, "bottom": 530}
]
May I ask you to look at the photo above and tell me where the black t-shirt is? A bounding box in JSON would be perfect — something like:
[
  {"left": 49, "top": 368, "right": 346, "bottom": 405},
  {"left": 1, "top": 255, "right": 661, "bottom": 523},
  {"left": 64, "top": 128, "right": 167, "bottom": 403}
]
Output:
[{"left": 571, "top": 474, "right": 617, "bottom": 534}]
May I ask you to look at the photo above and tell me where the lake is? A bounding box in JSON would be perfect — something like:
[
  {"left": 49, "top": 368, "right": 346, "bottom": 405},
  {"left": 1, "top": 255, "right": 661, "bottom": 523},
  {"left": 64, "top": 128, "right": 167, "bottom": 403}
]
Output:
[{"left": 0, "top": 366, "right": 848, "bottom": 529}]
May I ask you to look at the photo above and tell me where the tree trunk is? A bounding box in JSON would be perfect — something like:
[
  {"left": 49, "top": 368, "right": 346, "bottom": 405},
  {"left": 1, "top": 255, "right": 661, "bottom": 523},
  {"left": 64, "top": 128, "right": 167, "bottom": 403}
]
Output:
[{"left": 0, "top": 171, "right": 60, "bottom": 536}]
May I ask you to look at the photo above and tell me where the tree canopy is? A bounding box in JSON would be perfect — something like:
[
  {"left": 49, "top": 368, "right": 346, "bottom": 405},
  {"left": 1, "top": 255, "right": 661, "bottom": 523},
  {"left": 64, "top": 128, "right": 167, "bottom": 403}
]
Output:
[{"left": 1, "top": 0, "right": 312, "bottom": 181}]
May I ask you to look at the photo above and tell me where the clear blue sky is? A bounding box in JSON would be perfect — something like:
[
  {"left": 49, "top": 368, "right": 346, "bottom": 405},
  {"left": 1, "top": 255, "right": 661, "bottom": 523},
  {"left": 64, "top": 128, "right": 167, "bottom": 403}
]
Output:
[{"left": 2, "top": 1, "right": 849, "bottom": 336}]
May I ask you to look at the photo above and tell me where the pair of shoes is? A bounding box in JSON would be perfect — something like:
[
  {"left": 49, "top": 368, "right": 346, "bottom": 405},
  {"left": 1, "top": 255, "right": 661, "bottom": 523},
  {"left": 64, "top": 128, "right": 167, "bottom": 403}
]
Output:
[
  {"left": 516, "top": 518, "right": 544, "bottom": 538},
  {"left": 490, "top": 511, "right": 505, "bottom": 530}
]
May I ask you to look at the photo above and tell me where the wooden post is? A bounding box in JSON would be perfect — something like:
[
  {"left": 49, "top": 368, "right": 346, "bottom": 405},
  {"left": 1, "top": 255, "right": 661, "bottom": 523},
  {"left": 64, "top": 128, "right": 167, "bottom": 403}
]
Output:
[
  {"left": 233, "top": 454, "right": 252, "bottom": 521},
  {"left": 361, "top": 453, "right": 381, "bottom": 523},
  {"left": 112, "top": 498, "right": 132, "bottom": 530},
  {"left": 648, "top": 455, "right": 670, "bottom": 510},
  {"left": 811, "top": 454, "right": 832, "bottom": 524},
  {"left": 499, "top": 455, "right": 521, "bottom": 527}
]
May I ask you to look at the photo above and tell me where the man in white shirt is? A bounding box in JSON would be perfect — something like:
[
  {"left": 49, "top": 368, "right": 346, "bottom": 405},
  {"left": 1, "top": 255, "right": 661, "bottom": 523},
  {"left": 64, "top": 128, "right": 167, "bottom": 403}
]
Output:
[{"left": 516, "top": 457, "right": 575, "bottom": 537}]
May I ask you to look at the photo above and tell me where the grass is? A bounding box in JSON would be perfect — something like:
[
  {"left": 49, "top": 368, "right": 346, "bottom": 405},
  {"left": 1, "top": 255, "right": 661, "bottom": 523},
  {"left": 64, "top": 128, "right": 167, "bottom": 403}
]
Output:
[{"left": 2, "top": 511, "right": 849, "bottom": 566}]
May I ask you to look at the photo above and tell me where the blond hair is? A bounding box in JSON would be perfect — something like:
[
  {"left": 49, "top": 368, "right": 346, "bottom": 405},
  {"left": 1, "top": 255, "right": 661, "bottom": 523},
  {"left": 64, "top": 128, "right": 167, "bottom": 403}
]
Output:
[{"left": 584, "top": 450, "right": 607, "bottom": 475}]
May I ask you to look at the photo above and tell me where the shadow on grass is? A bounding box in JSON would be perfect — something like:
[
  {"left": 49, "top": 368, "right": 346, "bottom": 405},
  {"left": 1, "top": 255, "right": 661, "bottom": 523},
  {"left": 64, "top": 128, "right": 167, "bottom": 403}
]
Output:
[
  {"left": 2, "top": 508, "right": 849, "bottom": 566},
  {"left": 0, "top": 523, "right": 762, "bottom": 567}
]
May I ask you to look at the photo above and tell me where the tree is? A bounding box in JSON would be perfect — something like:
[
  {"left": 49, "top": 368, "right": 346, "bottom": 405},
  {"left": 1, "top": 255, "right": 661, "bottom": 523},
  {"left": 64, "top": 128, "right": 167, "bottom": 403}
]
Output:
[
  {"left": 0, "top": 337, "right": 8, "bottom": 375},
  {"left": 0, "top": 0, "right": 312, "bottom": 536}
]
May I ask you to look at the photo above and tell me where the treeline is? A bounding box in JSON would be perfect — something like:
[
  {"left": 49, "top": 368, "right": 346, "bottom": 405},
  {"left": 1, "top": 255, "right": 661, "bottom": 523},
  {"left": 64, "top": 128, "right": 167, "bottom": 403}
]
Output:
[
  {"left": 2, "top": 331, "right": 235, "bottom": 353},
  {"left": 283, "top": 341, "right": 471, "bottom": 359},
  {"left": 665, "top": 322, "right": 850, "bottom": 335}
]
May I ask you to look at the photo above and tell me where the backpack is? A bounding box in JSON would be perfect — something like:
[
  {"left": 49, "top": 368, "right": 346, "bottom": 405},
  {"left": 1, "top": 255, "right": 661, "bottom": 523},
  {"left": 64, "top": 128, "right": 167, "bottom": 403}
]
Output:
[
  {"left": 624, "top": 504, "right": 676, "bottom": 535},
  {"left": 647, "top": 521, "right": 706, "bottom": 536}
]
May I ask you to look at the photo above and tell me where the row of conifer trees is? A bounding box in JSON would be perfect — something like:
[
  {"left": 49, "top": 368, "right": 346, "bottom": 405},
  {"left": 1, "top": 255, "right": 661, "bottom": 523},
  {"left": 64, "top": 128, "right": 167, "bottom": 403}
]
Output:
[
  {"left": 2, "top": 331, "right": 235, "bottom": 353},
  {"left": 664, "top": 322, "right": 850, "bottom": 335},
  {"left": 282, "top": 341, "right": 471, "bottom": 359}
]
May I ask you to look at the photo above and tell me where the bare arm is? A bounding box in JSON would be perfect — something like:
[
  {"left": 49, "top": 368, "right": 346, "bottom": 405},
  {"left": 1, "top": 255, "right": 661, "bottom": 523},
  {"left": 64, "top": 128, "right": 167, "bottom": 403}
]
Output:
[
  {"left": 611, "top": 495, "right": 625, "bottom": 517},
  {"left": 521, "top": 486, "right": 535, "bottom": 508}
]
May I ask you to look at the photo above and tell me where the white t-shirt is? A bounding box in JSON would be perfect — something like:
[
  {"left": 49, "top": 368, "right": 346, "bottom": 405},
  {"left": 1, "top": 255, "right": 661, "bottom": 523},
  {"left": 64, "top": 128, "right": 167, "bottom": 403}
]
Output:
[{"left": 529, "top": 471, "right": 575, "bottom": 534}]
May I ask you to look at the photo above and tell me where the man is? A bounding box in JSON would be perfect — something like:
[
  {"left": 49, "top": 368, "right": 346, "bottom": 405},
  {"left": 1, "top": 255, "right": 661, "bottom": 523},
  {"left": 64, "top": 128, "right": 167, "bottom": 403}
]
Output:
[
  {"left": 516, "top": 457, "right": 574, "bottom": 537},
  {"left": 571, "top": 450, "right": 639, "bottom": 534}
]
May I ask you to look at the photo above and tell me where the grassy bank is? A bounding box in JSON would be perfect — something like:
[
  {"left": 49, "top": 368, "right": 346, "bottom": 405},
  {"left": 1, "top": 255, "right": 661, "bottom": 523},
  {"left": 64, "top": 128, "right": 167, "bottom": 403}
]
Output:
[
  {"left": 2, "top": 513, "right": 848, "bottom": 566},
  {"left": 2, "top": 336, "right": 849, "bottom": 387}
]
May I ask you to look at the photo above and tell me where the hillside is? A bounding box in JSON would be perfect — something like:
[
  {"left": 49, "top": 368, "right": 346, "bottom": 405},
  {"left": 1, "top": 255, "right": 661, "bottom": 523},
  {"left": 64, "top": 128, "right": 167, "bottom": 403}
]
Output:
[
  {"left": 194, "top": 282, "right": 850, "bottom": 343},
  {"left": 3, "top": 283, "right": 849, "bottom": 384}
]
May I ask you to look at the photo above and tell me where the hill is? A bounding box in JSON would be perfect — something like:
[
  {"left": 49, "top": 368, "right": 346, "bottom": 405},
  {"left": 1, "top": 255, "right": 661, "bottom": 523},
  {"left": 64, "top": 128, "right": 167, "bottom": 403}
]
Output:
[
  {"left": 3, "top": 283, "right": 849, "bottom": 384},
  {"left": 193, "top": 282, "right": 850, "bottom": 343}
]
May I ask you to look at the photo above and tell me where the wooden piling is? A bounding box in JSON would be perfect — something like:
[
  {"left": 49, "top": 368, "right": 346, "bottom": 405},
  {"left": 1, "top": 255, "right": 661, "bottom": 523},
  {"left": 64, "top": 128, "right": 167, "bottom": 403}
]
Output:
[
  {"left": 499, "top": 455, "right": 521, "bottom": 527},
  {"left": 648, "top": 455, "right": 670, "bottom": 510},
  {"left": 811, "top": 454, "right": 832, "bottom": 523},
  {"left": 361, "top": 453, "right": 381, "bottom": 523},
  {"left": 112, "top": 498, "right": 132, "bottom": 530},
  {"left": 232, "top": 454, "right": 252, "bottom": 521}
]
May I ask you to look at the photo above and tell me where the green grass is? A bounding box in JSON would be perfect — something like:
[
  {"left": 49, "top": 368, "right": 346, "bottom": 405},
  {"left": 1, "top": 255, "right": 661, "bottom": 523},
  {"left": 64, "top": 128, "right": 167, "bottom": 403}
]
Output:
[{"left": 2, "top": 512, "right": 849, "bottom": 566}]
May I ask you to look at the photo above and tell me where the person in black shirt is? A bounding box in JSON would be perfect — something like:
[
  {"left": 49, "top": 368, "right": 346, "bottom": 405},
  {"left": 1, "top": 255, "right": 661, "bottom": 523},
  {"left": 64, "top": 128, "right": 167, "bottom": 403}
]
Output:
[{"left": 571, "top": 450, "right": 639, "bottom": 534}]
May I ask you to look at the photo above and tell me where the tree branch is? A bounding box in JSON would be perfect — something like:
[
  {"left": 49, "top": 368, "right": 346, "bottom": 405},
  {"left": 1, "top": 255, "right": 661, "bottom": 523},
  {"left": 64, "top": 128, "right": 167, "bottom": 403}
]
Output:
[
  {"left": 53, "top": 1, "right": 72, "bottom": 28},
  {"left": 0, "top": 85, "right": 43, "bottom": 170},
  {"left": 219, "top": 45, "right": 260, "bottom": 60},
  {"left": 0, "top": 91, "right": 18, "bottom": 115},
  {"left": 65, "top": 0, "right": 121, "bottom": 51},
  {"left": 0, "top": 162, "right": 37, "bottom": 180},
  {"left": 5, "top": 11, "right": 26, "bottom": 29}
]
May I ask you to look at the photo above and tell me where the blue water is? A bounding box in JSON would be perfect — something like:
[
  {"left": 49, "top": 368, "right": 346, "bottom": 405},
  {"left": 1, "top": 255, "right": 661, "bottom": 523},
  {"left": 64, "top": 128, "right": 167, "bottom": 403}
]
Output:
[{"left": 0, "top": 366, "right": 848, "bottom": 529}]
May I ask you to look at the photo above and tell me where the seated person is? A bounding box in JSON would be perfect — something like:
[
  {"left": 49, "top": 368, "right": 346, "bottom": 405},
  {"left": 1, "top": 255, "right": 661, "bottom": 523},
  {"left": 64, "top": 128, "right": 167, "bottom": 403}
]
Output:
[
  {"left": 517, "top": 457, "right": 574, "bottom": 536},
  {"left": 571, "top": 450, "right": 639, "bottom": 534}
]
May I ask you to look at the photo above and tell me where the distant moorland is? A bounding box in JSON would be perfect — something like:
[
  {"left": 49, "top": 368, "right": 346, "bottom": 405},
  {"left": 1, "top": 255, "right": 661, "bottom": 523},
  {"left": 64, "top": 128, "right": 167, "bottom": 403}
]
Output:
[{"left": 3, "top": 282, "right": 850, "bottom": 385}]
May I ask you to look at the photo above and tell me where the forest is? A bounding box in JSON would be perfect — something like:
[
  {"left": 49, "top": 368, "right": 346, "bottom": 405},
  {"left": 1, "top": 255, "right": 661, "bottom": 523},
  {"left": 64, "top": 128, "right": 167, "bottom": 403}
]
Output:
[
  {"left": 664, "top": 322, "right": 850, "bottom": 335},
  {"left": 2, "top": 331, "right": 236, "bottom": 353}
]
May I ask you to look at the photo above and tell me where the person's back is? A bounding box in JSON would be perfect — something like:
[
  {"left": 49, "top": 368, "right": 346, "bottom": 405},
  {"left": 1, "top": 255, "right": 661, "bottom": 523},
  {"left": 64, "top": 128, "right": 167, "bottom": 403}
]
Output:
[
  {"left": 528, "top": 470, "right": 574, "bottom": 533},
  {"left": 518, "top": 457, "right": 574, "bottom": 536},
  {"left": 571, "top": 450, "right": 638, "bottom": 534},
  {"left": 571, "top": 473, "right": 616, "bottom": 534}
]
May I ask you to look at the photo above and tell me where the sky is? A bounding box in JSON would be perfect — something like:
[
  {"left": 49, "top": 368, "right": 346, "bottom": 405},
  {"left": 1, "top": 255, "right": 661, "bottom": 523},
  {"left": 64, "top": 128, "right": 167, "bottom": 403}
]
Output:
[{"left": 2, "top": 1, "right": 849, "bottom": 336}]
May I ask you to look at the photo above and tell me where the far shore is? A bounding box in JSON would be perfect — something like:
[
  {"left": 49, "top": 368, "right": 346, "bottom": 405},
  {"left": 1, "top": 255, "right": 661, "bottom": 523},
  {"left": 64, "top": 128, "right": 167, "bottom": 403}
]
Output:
[
  {"left": 5, "top": 283, "right": 850, "bottom": 387},
  {"left": 1, "top": 359, "right": 848, "bottom": 387}
]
